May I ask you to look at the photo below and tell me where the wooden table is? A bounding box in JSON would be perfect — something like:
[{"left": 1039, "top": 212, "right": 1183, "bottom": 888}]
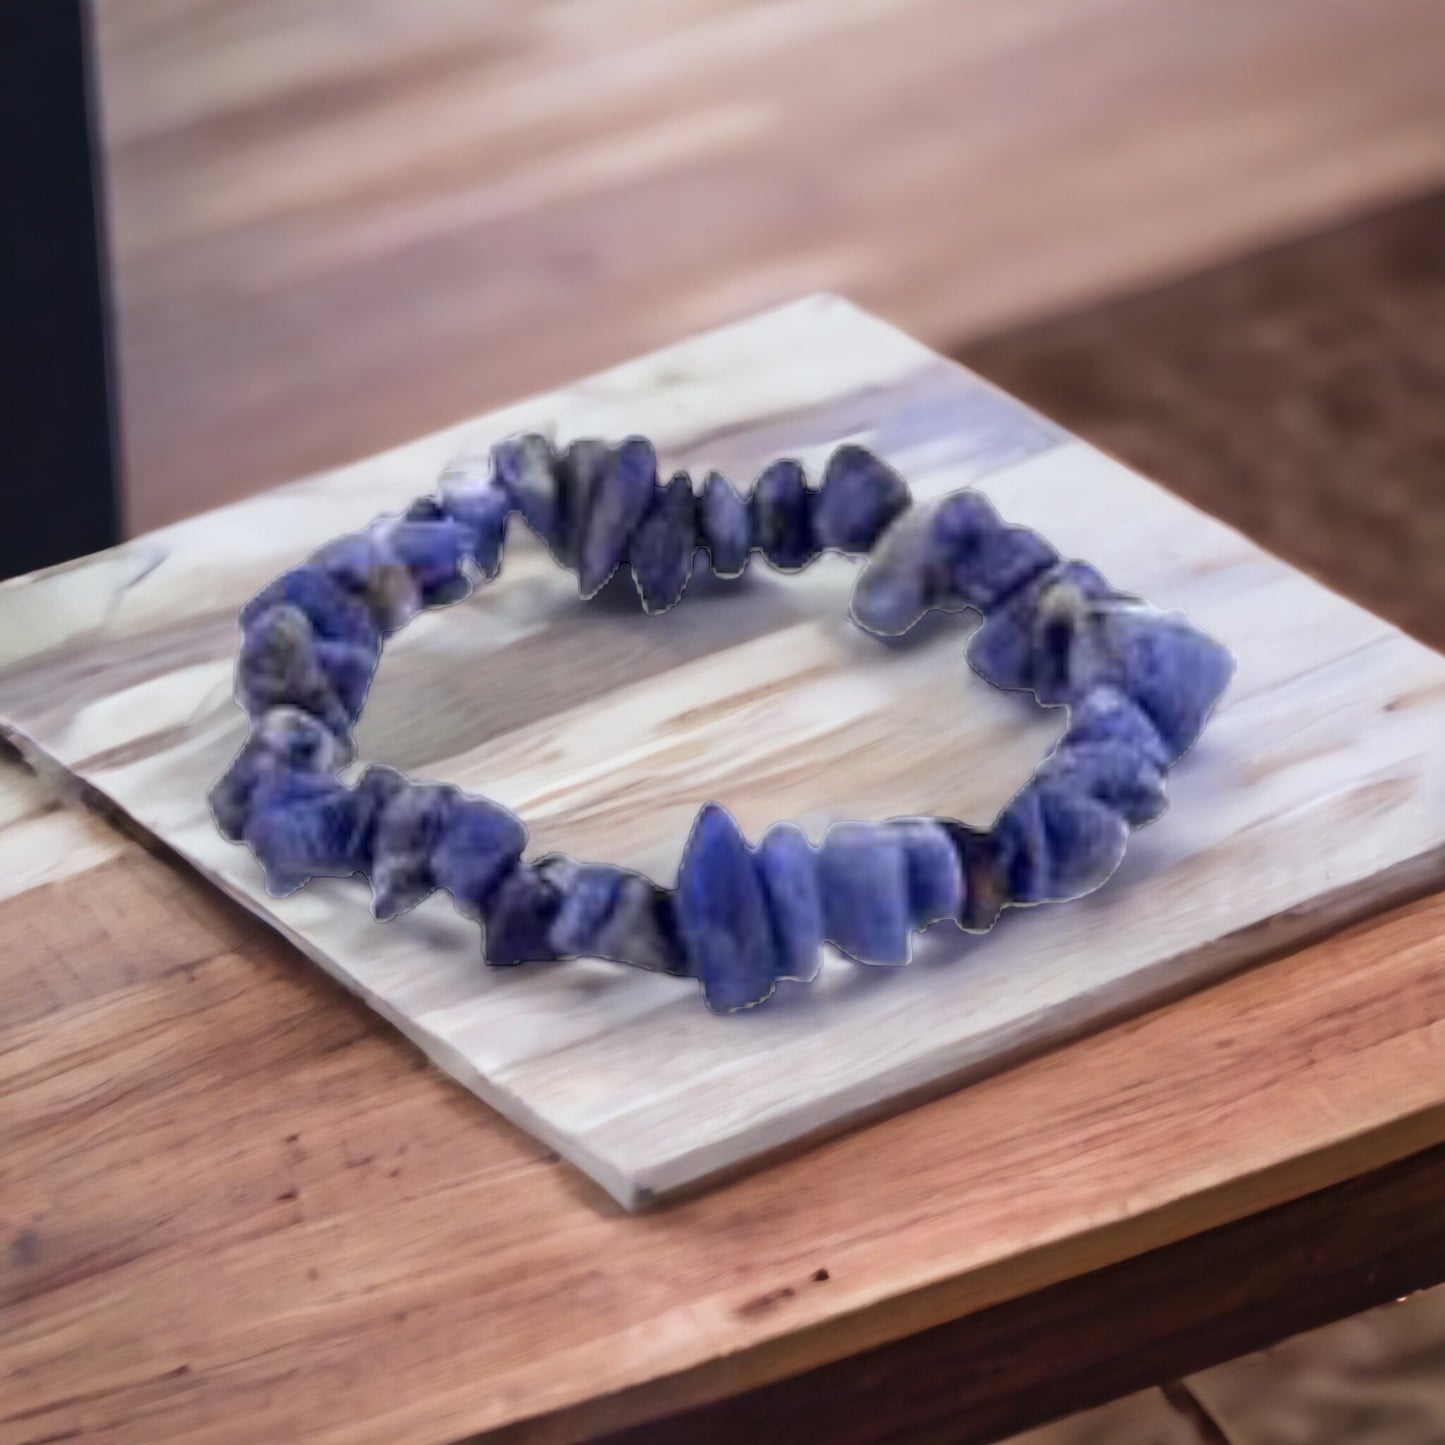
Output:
[
  {"left": 7, "top": 168, "right": 1445, "bottom": 1445},
  {"left": 4, "top": 715, "right": 1445, "bottom": 1445}
]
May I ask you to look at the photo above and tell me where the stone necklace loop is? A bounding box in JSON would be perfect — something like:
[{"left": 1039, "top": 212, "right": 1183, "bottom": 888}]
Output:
[{"left": 210, "top": 435, "right": 1234, "bottom": 1013}]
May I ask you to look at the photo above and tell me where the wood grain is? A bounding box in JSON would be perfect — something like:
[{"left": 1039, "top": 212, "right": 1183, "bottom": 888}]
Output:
[
  {"left": 5, "top": 297, "right": 1444, "bottom": 1209},
  {"left": 963, "top": 189, "right": 1445, "bottom": 655},
  {"left": 2, "top": 735, "right": 1443, "bottom": 1445},
  {"left": 91, "top": 0, "right": 1445, "bottom": 529},
  {"left": 597, "top": 1143, "right": 1445, "bottom": 1445}
]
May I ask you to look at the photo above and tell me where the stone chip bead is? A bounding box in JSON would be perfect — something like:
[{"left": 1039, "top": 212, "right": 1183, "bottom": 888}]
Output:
[
  {"left": 674, "top": 803, "right": 780, "bottom": 1012},
  {"left": 484, "top": 863, "right": 564, "bottom": 968},
  {"left": 492, "top": 433, "right": 562, "bottom": 548},
  {"left": 698, "top": 470, "right": 751, "bottom": 578},
  {"left": 240, "top": 564, "right": 379, "bottom": 651},
  {"left": 237, "top": 603, "right": 376, "bottom": 737},
  {"left": 816, "top": 821, "right": 912, "bottom": 966},
  {"left": 751, "top": 459, "right": 814, "bottom": 571},
  {"left": 850, "top": 490, "right": 1058, "bottom": 637},
  {"left": 368, "top": 779, "right": 461, "bottom": 920},
  {"left": 431, "top": 795, "right": 528, "bottom": 921},
  {"left": 813, "top": 444, "right": 911, "bottom": 554},
  {"left": 630, "top": 472, "right": 697, "bottom": 613},
  {"left": 216, "top": 431, "right": 1235, "bottom": 1012},
  {"left": 436, "top": 471, "right": 510, "bottom": 579},
  {"left": 578, "top": 437, "right": 657, "bottom": 598},
  {"left": 242, "top": 771, "right": 381, "bottom": 897},
  {"left": 755, "top": 821, "right": 824, "bottom": 983},
  {"left": 209, "top": 705, "right": 346, "bottom": 841}
]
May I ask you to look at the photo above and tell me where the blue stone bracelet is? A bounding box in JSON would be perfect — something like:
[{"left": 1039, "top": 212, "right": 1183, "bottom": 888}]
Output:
[{"left": 210, "top": 436, "right": 1235, "bottom": 1013}]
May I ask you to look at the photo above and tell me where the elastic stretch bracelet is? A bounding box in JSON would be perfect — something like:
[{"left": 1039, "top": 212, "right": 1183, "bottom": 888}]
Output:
[{"left": 210, "top": 436, "right": 1235, "bottom": 1013}]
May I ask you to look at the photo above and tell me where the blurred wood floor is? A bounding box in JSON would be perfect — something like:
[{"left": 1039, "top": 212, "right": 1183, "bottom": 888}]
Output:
[
  {"left": 962, "top": 190, "right": 1445, "bottom": 654},
  {"left": 92, "top": 0, "right": 1445, "bottom": 529}
]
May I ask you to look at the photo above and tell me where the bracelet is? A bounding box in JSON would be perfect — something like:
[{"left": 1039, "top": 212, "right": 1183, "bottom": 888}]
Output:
[{"left": 210, "top": 435, "right": 1234, "bottom": 1013}]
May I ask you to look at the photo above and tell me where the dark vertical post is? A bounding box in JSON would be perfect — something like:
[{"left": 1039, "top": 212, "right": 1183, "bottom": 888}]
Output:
[{"left": 0, "top": 0, "right": 122, "bottom": 580}]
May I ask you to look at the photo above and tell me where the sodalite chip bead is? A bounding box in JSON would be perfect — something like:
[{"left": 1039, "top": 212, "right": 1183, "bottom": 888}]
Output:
[{"left": 212, "top": 431, "right": 1235, "bottom": 1013}]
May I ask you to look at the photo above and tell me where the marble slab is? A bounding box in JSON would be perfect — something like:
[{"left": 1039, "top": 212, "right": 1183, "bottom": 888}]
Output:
[{"left": 2, "top": 295, "right": 1443, "bottom": 1209}]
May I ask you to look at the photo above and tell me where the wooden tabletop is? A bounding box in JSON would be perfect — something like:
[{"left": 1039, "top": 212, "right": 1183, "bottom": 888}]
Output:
[
  {"left": 9, "top": 166, "right": 1445, "bottom": 1445},
  {"left": 4, "top": 716, "right": 1444, "bottom": 1445}
]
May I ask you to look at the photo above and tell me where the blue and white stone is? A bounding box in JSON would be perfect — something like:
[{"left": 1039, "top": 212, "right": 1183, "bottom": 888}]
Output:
[
  {"left": 368, "top": 780, "right": 459, "bottom": 920},
  {"left": 492, "top": 433, "right": 561, "bottom": 549},
  {"left": 698, "top": 470, "right": 751, "bottom": 577},
  {"left": 890, "top": 817, "right": 964, "bottom": 926},
  {"left": 378, "top": 515, "right": 474, "bottom": 606},
  {"left": 484, "top": 863, "right": 563, "bottom": 967},
  {"left": 1032, "top": 781, "right": 1132, "bottom": 898},
  {"left": 755, "top": 821, "right": 824, "bottom": 981},
  {"left": 548, "top": 862, "right": 625, "bottom": 956},
  {"left": 208, "top": 706, "right": 345, "bottom": 841},
  {"left": 237, "top": 604, "right": 373, "bottom": 737},
  {"left": 579, "top": 437, "right": 657, "bottom": 598},
  {"left": 1097, "top": 608, "right": 1236, "bottom": 760},
  {"left": 553, "top": 439, "right": 614, "bottom": 572},
  {"left": 630, "top": 472, "right": 697, "bottom": 613},
  {"left": 1063, "top": 684, "right": 1170, "bottom": 768},
  {"left": 813, "top": 445, "right": 910, "bottom": 554},
  {"left": 674, "top": 803, "right": 779, "bottom": 1012},
  {"left": 966, "top": 561, "right": 1115, "bottom": 695},
  {"left": 309, "top": 530, "right": 422, "bottom": 632},
  {"left": 431, "top": 795, "right": 528, "bottom": 920},
  {"left": 242, "top": 772, "right": 379, "bottom": 896},
  {"left": 437, "top": 473, "right": 510, "bottom": 579},
  {"left": 816, "top": 820, "right": 912, "bottom": 965},
  {"left": 1038, "top": 738, "right": 1167, "bottom": 828},
  {"left": 241, "top": 564, "right": 379, "bottom": 650},
  {"left": 751, "top": 459, "right": 814, "bottom": 572}
]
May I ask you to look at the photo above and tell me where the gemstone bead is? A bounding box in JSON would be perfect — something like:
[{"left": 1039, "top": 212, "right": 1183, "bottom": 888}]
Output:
[
  {"left": 368, "top": 781, "right": 459, "bottom": 920},
  {"left": 813, "top": 445, "right": 909, "bottom": 554},
  {"left": 891, "top": 817, "right": 964, "bottom": 926},
  {"left": 699, "top": 470, "right": 751, "bottom": 577},
  {"left": 817, "top": 821, "right": 911, "bottom": 965},
  {"left": 431, "top": 796, "right": 527, "bottom": 920},
  {"left": 849, "top": 502, "right": 939, "bottom": 636},
  {"left": 1101, "top": 610, "right": 1236, "bottom": 760},
  {"left": 209, "top": 706, "right": 344, "bottom": 841},
  {"left": 493, "top": 434, "right": 561, "bottom": 549},
  {"left": 1064, "top": 684, "right": 1170, "bottom": 767},
  {"left": 1039, "top": 739, "right": 1167, "bottom": 827},
  {"left": 755, "top": 821, "right": 823, "bottom": 981},
  {"left": 240, "top": 565, "right": 378, "bottom": 650},
  {"left": 379, "top": 517, "right": 473, "bottom": 605},
  {"left": 310, "top": 531, "right": 421, "bottom": 632},
  {"left": 940, "top": 821, "right": 1008, "bottom": 931},
  {"left": 554, "top": 439, "right": 613, "bottom": 571},
  {"left": 237, "top": 604, "right": 366, "bottom": 736},
  {"left": 630, "top": 472, "right": 697, "bottom": 613},
  {"left": 993, "top": 788, "right": 1049, "bottom": 904},
  {"left": 590, "top": 874, "right": 685, "bottom": 974},
  {"left": 751, "top": 459, "right": 813, "bottom": 571},
  {"left": 578, "top": 437, "right": 657, "bottom": 598},
  {"left": 242, "top": 773, "right": 379, "bottom": 896},
  {"left": 549, "top": 863, "right": 625, "bottom": 956},
  {"left": 1033, "top": 781, "right": 1131, "bottom": 898},
  {"left": 966, "top": 561, "right": 1114, "bottom": 695},
  {"left": 484, "top": 864, "right": 563, "bottom": 967},
  {"left": 437, "top": 475, "right": 510, "bottom": 579},
  {"left": 675, "top": 803, "right": 778, "bottom": 1011},
  {"left": 932, "top": 492, "right": 1057, "bottom": 612}
]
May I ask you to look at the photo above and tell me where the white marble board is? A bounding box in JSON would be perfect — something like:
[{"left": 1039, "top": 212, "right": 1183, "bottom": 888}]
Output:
[{"left": 2, "top": 296, "right": 1443, "bottom": 1209}]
